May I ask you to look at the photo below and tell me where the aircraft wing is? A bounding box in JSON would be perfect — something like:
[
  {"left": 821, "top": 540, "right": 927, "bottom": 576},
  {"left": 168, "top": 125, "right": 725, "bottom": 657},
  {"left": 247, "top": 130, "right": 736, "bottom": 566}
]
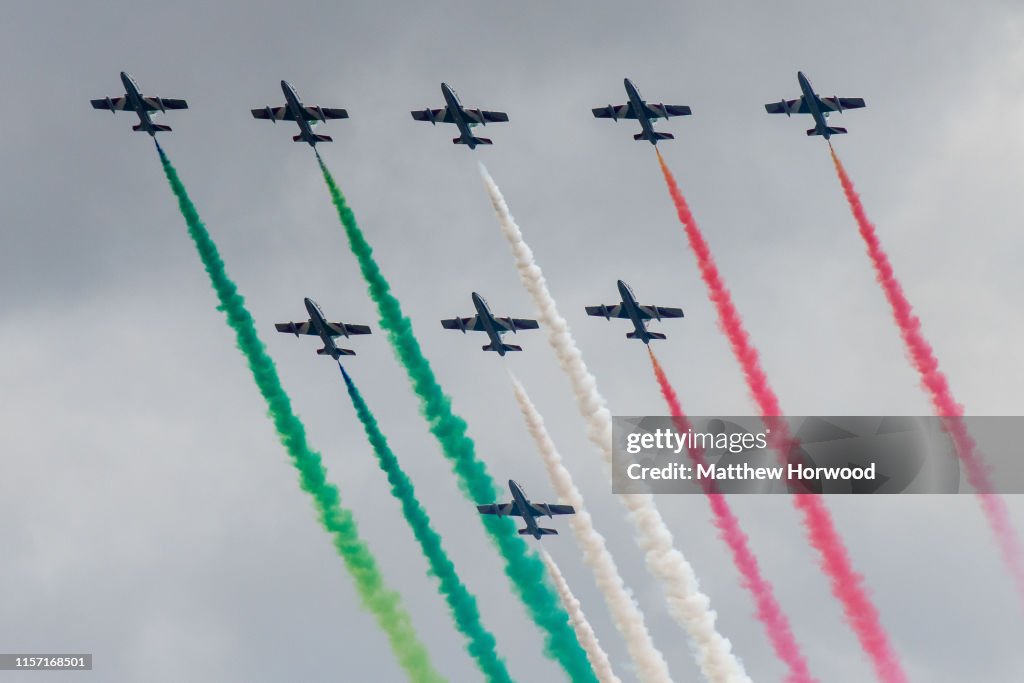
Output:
[
  {"left": 324, "top": 322, "right": 372, "bottom": 336},
  {"left": 637, "top": 305, "right": 685, "bottom": 320},
  {"left": 764, "top": 97, "right": 811, "bottom": 115},
  {"left": 302, "top": 106, "right": 349, "bottom": 120},
  {"left": 642, "top": 103, "right": 692, "bottom": 119},
  {"left": 818, "top": 96, "right": 866, "bottom": 112},
  {"left": 585, "top": 304, "right": 629, "bottom": 319},
  {"left": 411, "top": 107, "right": 458, "bottom": 124},
  {"left": 90, "top": 96, "right": 130, "bottom": 111},
  {"left": 533, "top": 503, "right": 575, "bottom": 516},
  {"left": 461, "top": 108, "right": 510, "bottom": 124},
  {"left": 275, "top": 321, "right": 316, "bottom": 335},
  {"left": 142, "top": 96, "right": 188, "bottom": 111},
  {"left": 477, "top": 503, "right": 520, "bottom": 516},
  {"left": 441, "top": 315, "right": 486, "bottom": 332},
  {"left": 592, "top": 103, "right": 636, "bottom": 120},
  {"left": 494, "top": 317, "right": 539, "bottom": 332},
  {"left": 252, "top": 106, "right": 296, "bottom": 121}
]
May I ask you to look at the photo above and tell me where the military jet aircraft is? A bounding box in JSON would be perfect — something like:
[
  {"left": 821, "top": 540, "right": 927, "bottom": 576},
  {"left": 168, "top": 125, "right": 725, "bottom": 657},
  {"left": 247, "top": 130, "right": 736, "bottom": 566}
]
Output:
[
  {"left": 275, "top": 298, "right": 371, "bottom": 359},
  {"left": 90, "top": 72, "right": 188, "bottom": 136},
  {"left": 592, "top": 78, "right": 692, "bottom": 145},
  {"left": 411, "top": 83, "right": 509, "bottom": 149},
  {"left": 250, "top": 81, "right": 349, "bottom": 146},
  {"left": 440, "top": 292, "right": 539, "bottom": 356},
  {"left": 477, "top": 480, "right": 575, "bottom": 539},
  {"left": 764, "top": 71, "right": 866, "bottom": 140},
  {"left": 585, "top": 280, "right": 684, "bottom": 344}
]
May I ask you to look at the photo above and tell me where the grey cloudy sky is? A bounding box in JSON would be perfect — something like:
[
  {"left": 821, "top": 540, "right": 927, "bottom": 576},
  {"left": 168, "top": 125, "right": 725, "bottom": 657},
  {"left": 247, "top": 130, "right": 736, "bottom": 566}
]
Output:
[{"left": 2, "top": 1, "right": 1023, "bottom": 681}]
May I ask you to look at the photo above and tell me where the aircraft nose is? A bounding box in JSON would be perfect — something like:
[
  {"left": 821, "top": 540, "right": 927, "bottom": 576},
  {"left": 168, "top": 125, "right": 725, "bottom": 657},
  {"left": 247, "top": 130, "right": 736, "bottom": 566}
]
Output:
[
  {"left": 623, "top": 77, "right": 631, "bottom": 87},
  {"left": 120, "top": 71, "right": 128, "bottom": 79},
  {"left": 303, "top": 297, "right": 313, "bottom": 306}
]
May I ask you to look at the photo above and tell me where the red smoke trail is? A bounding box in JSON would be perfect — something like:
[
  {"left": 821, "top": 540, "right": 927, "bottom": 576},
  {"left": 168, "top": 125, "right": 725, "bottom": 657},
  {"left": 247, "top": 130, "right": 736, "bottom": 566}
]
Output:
[
  {"left": 829, "top": 144, "right": 1024, "bottom": 601},
  {"left": 655, "top": 149, "right": 909, "bottom": 683},
  {"left": 647, "top": 348, "right": 816, "bottom": 683}
]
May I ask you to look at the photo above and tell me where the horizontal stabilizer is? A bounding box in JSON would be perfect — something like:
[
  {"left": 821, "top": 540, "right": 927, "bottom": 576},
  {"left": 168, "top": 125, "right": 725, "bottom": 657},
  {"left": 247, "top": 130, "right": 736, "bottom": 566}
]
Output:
[
  {"left": 626, "top": 331, "right": 667, "bottom": 340},
  {"left": 483, "top": 343, "right": 522, "bottom": 353},
  {"left": 294, "top": 133, "right": 333, "bottom": 143},
  {"left": 519, "top": 527, "right": 558, "bottom": 536},
  {"left": 317, "top": 347, "right": 355, "bottom": 358},
  {"left": 133, "top": 123, "right": 171, "bottom": 132},
  {"left": 807, "top": 126, "right": 846, "bottom": 137},
  {"left": 453, "top": 136, "right": 492, "bottom": 146},
  {"left": 633, "top": 130, "right": 674, "bottom": 142}
]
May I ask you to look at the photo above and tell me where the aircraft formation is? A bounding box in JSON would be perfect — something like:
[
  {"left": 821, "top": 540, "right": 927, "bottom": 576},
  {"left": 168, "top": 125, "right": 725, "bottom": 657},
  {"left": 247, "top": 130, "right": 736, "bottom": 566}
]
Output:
[
  {"left": 91, "top": 69, "right": 862, "bottom": 540},
  {"left": 92, "top": 71, "right": 867, "bottom": 146}
]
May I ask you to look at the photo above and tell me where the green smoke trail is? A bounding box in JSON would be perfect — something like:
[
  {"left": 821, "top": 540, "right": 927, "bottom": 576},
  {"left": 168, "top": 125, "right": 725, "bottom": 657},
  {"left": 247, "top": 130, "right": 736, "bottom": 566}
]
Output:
[
  {"left": 154, "top": 142, "right": 446, "bottom": 683},
  {"left": 339, "top": 364, "right": 514, "bottom": 683},
  {"left": 317, "top": 155, "right": 598, "bottom": 683}
]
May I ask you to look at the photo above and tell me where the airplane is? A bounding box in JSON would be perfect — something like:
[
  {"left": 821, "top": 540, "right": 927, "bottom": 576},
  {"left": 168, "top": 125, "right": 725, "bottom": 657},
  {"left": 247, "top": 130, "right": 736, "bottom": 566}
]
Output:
[
  {"left": 764, "top": 71, "right": 866, "bottom": 140},
  {"left": 275, "top": 298, "right": 371, "bottom": 359},
  {"left": 251, "top": 80, "right": 349, "bottom": 147},
  {"left": 440, "top": 292, "right": 539, "bottom": 356},
  {"left": 585, "top": 280, "right": 684, "bottom": 344},
  {"left": 477, "top": 480, "right": 575, "bottom": 539},
  {"left": 591, "top": 78, "right": 692, "bottom": 145},
  {"left": 410, "top": 83, "right": 509, "bottom": 149},
  {"left": 90, "top": 72, "right": 188, "bottom": 136}
]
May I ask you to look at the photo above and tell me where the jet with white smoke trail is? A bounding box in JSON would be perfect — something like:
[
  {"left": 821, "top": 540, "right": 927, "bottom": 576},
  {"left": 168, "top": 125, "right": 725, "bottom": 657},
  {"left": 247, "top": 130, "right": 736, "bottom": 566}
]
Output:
[
  {"left": 511, "top": 373, "right": 674, "bottom": 683},
  {"left": 480, "top": 162, "right": 751, "bottom": 683}
]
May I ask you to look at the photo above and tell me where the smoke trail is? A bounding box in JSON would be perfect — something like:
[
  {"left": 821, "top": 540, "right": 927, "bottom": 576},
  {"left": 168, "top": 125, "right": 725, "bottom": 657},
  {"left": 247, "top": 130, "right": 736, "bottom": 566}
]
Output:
[
  {"left": 153, "top": 143, "right": 444, "bottom": 683},
  {"left": 339, "top": 364, "right": 513, "bottom": 683},
  {"left": 829, "top": 144, "right": 1024, "bottom": 601},
  {"left": 509, "top": 374, "right": 674, "bottom": 683},
  {"left": 316, "top": 156, "right": 598, "bottom": 683},
  {"left": 647, "top": 349, "right": 816, "bottom": 683},
  {"left": 539, "top": 549, "right": 623, "bottom": 683},
  {"left": 479, "top": 162, "right": 751, "bottom": 683},
  {"left": 656, "top": 148, "right": 908, "bottom": 683}
]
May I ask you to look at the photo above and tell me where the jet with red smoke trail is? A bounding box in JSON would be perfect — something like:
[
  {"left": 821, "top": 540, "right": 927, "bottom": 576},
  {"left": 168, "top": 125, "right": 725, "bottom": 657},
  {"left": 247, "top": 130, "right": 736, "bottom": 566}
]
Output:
[
  {"left": 591, "top": 78, "right": 692, "bottom": 145},
  {"left": 764, "top": 71, "right": 865, "bottom": 139},
  {"left": 585, "top": 280, "right": 684, "bottom": 344},
  {"left": 250, "top": 80, "right": 349, "bottom": 147},
  {"left": 90, "top": 72, "right": 188, "bottom": 136},
  {"left": 441, "top": 292, "right": 539, "bottom": 356},
  {"left": 275, "top": 297, "right": 372, "bottom": 359},
  {"left": 411, "top": 83, "right": 509, "bottom": 149}
]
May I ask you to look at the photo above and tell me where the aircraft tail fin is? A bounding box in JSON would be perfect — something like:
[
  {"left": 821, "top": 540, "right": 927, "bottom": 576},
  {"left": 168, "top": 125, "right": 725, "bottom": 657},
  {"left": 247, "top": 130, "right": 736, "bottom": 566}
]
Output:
[
  {"left": 483, "top": 343, "right": 522, "bottom": 353},
  {"left": 134, "top": 123, "right": 171, "bottom": 132},
  {"left": 317, "top": 347, "right": 355, "bottom": 358},
  {"left": 294, "top": 133, "right": 333, "bottom": 143},
  {"left": 633, "top": 130, "right": 674, "bottom": 142},
  {"left": 807, "top": 126, "right": 846, "bottom": 137},
  {"left": 454, "top": 136, "right": 492, "bottom": 146},
  {"left": 518, "top": 527, "right": 558, "bottom": 536}
]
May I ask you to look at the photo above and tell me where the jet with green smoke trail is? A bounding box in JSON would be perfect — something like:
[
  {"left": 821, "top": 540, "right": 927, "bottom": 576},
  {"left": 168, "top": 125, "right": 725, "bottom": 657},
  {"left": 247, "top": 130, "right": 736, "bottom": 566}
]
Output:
[
  {"left": 339, "top": 363, "right": 514, "bottom": 683},
  {"left": 316, "top": 154, "right": 599, "bottom": 683},
  {"left": 154, "top": 142, "right": 446, "bottom": 683}
]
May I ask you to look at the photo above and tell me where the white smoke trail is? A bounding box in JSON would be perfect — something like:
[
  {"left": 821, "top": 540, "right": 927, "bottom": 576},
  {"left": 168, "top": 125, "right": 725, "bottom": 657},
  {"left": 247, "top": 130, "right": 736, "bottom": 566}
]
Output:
[
  {"left": 540, "top": 549, "right": 623, "bottom": 683},
  {"left": 510, "top": 374, "right": 674, "bottom": 683},
  {"left": 480, "top": 162, "right": 751, "bottom": 683}
]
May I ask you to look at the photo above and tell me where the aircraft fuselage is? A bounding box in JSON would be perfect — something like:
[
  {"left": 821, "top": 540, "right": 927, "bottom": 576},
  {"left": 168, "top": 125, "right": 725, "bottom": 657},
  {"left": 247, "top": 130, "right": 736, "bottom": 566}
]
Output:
[
  {"left": 121, "top": 71, "right": 156, "bottom": 134},
  {"left": 304, "top": 297, "right": 339, "bottom": 354},
  {"left": 509, "top": 480, "right": 544, "bottom": 539},
  {"left": 442, "top": 82, "right": 477, "bottom": 148},
  {"left": 617, "top": 279, "right": 654, "bottom": 343},
  {"left": 472, "top": 291, "right": 508, "bottom": 356},
  {"left": 797, "top": 71, "right": 831, "bottom": 139},
  {"left": 282, "top": 80, "right": 318, "bottom": 145},
  {"left": 624, "top": 78, "right": 655, "bottom": 143}
]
